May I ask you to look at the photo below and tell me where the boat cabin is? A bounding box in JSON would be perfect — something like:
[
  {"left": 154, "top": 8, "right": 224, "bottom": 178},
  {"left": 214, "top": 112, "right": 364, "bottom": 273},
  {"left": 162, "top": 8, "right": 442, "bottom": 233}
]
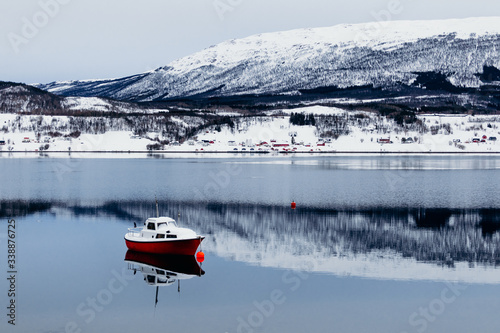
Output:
[
  {"left": 141, "top": 217, "right": 179, "bottom": 239},
  {"left": 144, "top": 217, "right": 177, "bottom": 230}
]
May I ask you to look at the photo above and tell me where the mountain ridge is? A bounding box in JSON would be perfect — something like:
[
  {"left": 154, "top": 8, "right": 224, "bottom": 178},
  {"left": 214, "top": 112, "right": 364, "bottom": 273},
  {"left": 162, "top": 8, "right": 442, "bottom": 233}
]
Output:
[{"left": 33, "top": 17, "right": 500, "bottom": 110}]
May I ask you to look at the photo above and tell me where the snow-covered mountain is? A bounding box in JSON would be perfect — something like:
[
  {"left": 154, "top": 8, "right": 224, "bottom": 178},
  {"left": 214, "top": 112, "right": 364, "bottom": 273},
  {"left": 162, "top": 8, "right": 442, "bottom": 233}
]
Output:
[{"left": 35, "top": 17, "right": 500, "bottom": 106}]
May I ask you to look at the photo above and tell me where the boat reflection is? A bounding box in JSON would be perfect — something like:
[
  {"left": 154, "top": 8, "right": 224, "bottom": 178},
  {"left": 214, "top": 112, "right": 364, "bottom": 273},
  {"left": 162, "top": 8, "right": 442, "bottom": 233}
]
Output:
[{"left": 124, "top": 250, "right": 205, "bottom": 306}]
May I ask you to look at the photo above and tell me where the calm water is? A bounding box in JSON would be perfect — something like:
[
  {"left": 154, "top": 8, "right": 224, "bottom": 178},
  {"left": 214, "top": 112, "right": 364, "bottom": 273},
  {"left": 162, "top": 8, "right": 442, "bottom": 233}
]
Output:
[{"left": 1, "top": 154, "right": 500, "bottom": 333}]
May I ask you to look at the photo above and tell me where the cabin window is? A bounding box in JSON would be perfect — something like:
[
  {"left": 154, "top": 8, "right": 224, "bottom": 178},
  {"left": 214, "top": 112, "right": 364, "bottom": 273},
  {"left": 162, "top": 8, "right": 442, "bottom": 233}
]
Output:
[
  {"left": 166, "top": 234, "right": 177, "bottom": 239},
  {"left": 158, "top": 277, "right": 169, "bottom": 284},
  {"left": 147, "top": 223, "right": 155, "bottom": 230},
  {"left": 146, "top": 275, "right": 156, "bottom": 284},
  {"left": 156, "top": 234, "right": 165, "bottom": 239}
]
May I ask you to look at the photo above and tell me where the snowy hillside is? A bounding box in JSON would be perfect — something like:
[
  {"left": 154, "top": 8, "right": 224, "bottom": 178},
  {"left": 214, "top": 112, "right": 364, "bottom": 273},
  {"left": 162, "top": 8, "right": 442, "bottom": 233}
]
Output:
[
  {"left": 35, "top": 17, "right": 500, "bottom": 106},
  {"left": 2, "top": 105, "right": 500, "bottom": 153},
  {"left": 0, "top": 81, "right": 162, "bottom": 114}
]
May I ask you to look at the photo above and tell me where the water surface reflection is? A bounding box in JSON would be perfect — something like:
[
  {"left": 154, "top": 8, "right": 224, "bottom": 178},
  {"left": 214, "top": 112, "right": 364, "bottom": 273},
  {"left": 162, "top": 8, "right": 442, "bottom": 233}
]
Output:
[
  {"left": 124, "top": 251, "right": 204, "bottom": 307},
  {"left": 6, "top": 200, "right": 500, "bottom": 284}
]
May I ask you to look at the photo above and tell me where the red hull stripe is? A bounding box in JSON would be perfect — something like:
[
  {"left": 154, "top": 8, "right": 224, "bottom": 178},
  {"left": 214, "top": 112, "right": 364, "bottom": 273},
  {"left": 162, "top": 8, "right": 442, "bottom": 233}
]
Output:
[{"left": 125, "top": 237, "right": 204, "bottom": 256}]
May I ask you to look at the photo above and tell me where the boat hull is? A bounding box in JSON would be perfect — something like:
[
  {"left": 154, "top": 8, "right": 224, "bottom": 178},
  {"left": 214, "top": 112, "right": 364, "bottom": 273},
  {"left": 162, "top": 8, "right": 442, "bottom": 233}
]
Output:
[{"left": 124, "top": 237, "right": 204, "bottom": 255}]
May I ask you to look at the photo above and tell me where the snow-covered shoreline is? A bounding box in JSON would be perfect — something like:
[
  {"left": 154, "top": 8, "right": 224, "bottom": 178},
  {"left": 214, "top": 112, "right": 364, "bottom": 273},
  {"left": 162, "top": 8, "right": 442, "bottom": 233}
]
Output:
[{"left": 2, "top": 106, "right": 500, "bottom": 157}]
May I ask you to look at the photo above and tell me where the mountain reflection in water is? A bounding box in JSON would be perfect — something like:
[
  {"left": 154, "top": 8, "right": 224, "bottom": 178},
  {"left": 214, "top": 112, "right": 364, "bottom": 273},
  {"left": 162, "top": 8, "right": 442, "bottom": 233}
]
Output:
[{"left": 4, "top": 200, "right": 500, "bottom": 283}]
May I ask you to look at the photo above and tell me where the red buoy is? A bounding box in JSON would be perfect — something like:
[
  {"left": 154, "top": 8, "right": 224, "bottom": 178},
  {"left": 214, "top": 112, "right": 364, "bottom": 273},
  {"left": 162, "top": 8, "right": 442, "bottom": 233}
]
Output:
[
  {"left": 291, "top": 201, "right": 296, "bottom": 209},
  {"left": 196, "top": 251, "right": 205, "bottom": 263}
]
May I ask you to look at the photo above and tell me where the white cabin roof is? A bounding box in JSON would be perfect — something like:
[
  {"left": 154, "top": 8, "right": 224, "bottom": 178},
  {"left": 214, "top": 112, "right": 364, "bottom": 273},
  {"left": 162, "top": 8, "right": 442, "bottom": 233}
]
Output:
[{"left": 146, "top": 217, "right": 176, "bottom": 224}]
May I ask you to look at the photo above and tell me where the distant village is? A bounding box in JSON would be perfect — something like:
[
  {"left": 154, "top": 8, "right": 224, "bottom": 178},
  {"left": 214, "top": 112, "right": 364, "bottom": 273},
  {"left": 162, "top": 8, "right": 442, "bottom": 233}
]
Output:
[{"left": 1, "top": 109, "right": 500, "bottom": 153}]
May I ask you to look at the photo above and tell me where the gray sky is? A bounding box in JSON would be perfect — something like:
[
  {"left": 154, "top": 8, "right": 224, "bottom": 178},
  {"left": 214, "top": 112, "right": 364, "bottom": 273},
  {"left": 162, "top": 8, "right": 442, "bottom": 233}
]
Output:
[{"left": 1, "top": 0, "right": 499, "bottom": 84}]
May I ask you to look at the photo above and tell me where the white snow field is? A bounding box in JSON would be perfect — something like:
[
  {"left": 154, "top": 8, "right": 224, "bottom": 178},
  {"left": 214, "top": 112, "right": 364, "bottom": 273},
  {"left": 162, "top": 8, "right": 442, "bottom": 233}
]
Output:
[{"left": 1, "top": 106, "right": 499, "bottom": 156}]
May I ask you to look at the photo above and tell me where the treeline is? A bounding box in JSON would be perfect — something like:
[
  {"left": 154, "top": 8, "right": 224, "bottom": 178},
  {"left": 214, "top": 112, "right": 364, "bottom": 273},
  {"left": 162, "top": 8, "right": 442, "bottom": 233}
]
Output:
[
  {"left": 3, "top": 113, "right": 236, "bottom": 143},
  {"left": 289, "top": 112, "right": 316, "bottom": 126}
]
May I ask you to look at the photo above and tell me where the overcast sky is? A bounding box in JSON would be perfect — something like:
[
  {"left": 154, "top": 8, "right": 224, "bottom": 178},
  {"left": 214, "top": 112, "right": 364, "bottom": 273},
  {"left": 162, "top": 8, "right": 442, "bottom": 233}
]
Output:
[{"left": 1, "top": 0, "right": 499, "bottom": 84}]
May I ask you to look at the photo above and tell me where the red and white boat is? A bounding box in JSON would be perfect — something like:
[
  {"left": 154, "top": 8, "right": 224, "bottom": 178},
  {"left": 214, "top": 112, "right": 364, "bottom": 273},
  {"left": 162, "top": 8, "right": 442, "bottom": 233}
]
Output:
[{"left": 125, "top": 216, "right": 204, "bottom": 255}]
